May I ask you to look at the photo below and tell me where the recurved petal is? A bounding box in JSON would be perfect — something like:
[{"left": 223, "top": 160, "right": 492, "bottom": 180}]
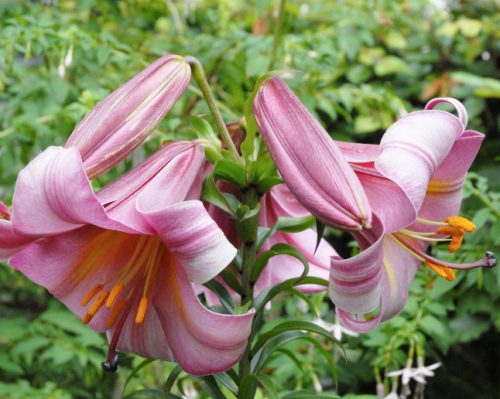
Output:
[
  {"left": 336, "top": 141, "right": 381, "bottom": 164},
  {"left": 254, "top": 77, "right": 371, "bottom": 231},
  {"left": 375, "top": 106, "right": 465, "bottom": 216},
  {"left": 12, "top": 147, "right": 131, "bottom": 237},
  {"left": 0, "top": 219, "right": 33, "bottom": 260},
  {"left": 417, "top": 130, "right": 484, "bottom": 227},
  {"left": 138, "top": 200, "right": 237, "bottom": 284},
  {"left": 153, "top": 262, "right": 254, "bottom": 375},
  {"left": 66, "top": 55, "right": 191, "bottom": 178},
  {"left": 329, "top": 221, "right": 385, "bottom": 315}
]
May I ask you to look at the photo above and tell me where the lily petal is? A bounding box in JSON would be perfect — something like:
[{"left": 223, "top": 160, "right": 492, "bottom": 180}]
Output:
[
  {"left": 0, "top": 219, "right": 33, "bottom": 260},
  {"left": 254, "top": 77, "right": 372, "bottom": 230},
  {"left": 12, "top": 147, "right": 131, "bottom": 237},
  {"left": 375, "top": 108, "right": 465, "bottom": 215},
  {"left": 139, "top": 201, "right": 237, "bottom": 284},
  {"left": 418, "top": 130, "right": 484, "bottom": 226},
  {"left": 329, "top": 216, "right": 385, "bottom": 315},
  {"left": 154, "top": 262, "right": 254, "bottom": 375}
]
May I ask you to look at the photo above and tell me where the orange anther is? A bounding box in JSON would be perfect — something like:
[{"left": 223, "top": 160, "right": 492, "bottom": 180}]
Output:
[
  {"left": 135, "top": 297, "right": 148, "bottom": 324},
  {"left": 444, "top": 216, "right": 476, "bottom": 232},
  {"left": 106, "top": 284, "right": 125, "bottom": 308},
  {"left": 425, "top": 261, "right": 456, "bottom": 281},
  {"left": 106, "top": 299, "right": 126, "bottom": 329},
  {"left": 448, "top": 235, "right": 464, "bottom": 253},
  {"left": 80, "top": 284, "right": 104, "bottom": 307},
  {"left": 82, "top": 313, "right": 93, "bottom": 325},
  {"left": 88, "top": 290, "right": 110, "bottom": 316}
]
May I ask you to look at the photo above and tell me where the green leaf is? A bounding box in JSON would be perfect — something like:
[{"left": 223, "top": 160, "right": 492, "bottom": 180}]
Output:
[
  {"left": 203, "top": 279, "right": 235, "bottom": 313},
  {"left": 201, "top": 173, "right": 237, "bottom": 217},
  {"left": 162, "top": 366, "right": 183, "bottom": 399},
  {"left": 374, "top": 56, "right": 412, "bottom": 76},
  {"left": 123, "top": 359, "right": 156, "bottom": 395},
  {"left": 191, "top": 116, "right": 221, "bottom": 147},
  {"left": 251, "top": 320, "right": 338, "bottom": 356},
  {"left": 254, "top": 276, "right": 328, "bottom": 312},
  {"left": 239, "top": 375, "right": 259, "bottom": 399},
  {"left": 256, "top": 215, "right": 315, "bottom": 251},
  {"left": 213, "top": 159, "right": 247, "bottom": 188},
  {"left": 251, "top": 243, "right": 309, "bottom": 283}
]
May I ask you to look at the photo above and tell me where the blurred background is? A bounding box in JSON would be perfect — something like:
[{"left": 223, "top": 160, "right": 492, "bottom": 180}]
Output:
[{"left": 0, "top": 0, "right": 498, "bottom": 398}]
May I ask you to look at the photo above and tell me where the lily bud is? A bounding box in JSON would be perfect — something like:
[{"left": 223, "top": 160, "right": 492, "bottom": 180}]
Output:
[
  {"left": 253, "top": 77, "right": 371, "bottom": 231},
  {"left": 65, "top": 54, "right": 191, "bottom": 178}
]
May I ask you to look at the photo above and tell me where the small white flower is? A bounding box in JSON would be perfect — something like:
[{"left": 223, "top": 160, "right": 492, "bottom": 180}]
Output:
[
  {"left": 384, "top": 393, "right": 399, "bottom": 399},
  {"left": 58, "top": 62, "right": 66, "bottom": 79},
  {"left": 413, "top": 360, "right": 441, "bottom": 384},
  {"left": 312, "top": 317, "right": 359, "bottom": 341}
]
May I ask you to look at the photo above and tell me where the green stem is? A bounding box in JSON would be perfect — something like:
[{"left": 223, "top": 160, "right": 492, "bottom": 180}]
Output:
[
  {"left": 237, "top": 188, "right": 260, "bottom": 398},
  {"left": 269, "top": 0, "right": 287, "bottom": 70},
  {"left": 472, "top": 188, "right": 500, "bottom": 218},
  {"left": 186, "top": 56, "right": 241, "bottom": 162}
]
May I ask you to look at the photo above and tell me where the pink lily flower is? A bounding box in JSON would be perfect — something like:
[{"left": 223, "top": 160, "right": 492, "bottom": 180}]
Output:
[
  {"left": 253, "top": 77, "right": 372, "bottom": 231},
  {"left": 8, "top": 141, "right": 254, "bottom": 375},
  {"left": 329, "top": 98, "right": 496, "bottom": 332},
  {"left": 257, "top": 184, "right": 336, "bottom": 295},
  {"left": 65, "top": 54, "right": 191, "bottom": 179}
]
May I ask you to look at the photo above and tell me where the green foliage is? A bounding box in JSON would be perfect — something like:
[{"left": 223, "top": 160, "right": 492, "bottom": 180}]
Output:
[{"left": 0, "top": 0, "right": 498, "bottom": 398}]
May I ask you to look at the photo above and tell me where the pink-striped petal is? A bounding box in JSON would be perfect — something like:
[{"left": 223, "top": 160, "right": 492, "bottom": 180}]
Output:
[
  {"left": 153, "top": 262, "right": 254, "bottom": 375},
  {"left": 12, "top": 147, "right": 131, "bottom": 237},
  {"left": 253, "top": 77, "right": 372, "bottom": 231},
  {"left": 374, "top": 107, "right": 465, "bottom": 215},
  {"left": 329, "top": 216, "right": 385, "bottom": 314},
  {"left": 65, "top": 55, "right": 191, "bottom": 178},
  {"left": 417, "top": 130, "right": 484, "bottom": 227},
  {"left": 138, "top": 201, "right": 237, "bottom": 284}
]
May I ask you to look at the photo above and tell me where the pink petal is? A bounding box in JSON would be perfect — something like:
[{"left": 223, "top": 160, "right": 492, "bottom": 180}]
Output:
[
  {"left": 425, "top": 97, "right": 468, "bottom": 127},
  {"left": 153, "top": 262, "right": 254, "bottom": 375},
  {"left": 336, "top": 141, "right": 381, "bottom": 164},
  {"left": 10, "top": 226, "right": 138, "bottom": 332},
  {"left": 99, "top": 142, "right": 205, "bottom": 233},
  {"left": 12, "top": 147, "right": 131, "bottom": 237},
  {"left": 138, "top": 201, "right": 237, "bottom": 284},
  {"left": 375, "top": 108, "right": 465, "bottom": 215},
  {"left": 417, "top": 130, "right": 484, "bottom": 226},
  {"left": 329, "top": 216, "right": 386, "bottom": 315},
  {"left": 0, "top": 219, "right": 33, "bottom": 260},
  {"left": 65, "top": 55, "right": 191, "bottom": 178},
  {"left": 253, "top": 77, "right": 372, "bottom": 231}
]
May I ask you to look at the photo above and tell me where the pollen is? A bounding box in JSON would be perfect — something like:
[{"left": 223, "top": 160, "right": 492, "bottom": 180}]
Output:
[
  {"left": 444, "top": 216, "right": 476, "bottom": 232},
  {"left": 106, "top": 284, "right": 125, "bottom": 308},
  {"left": 135, "top": 297, "right": 148, "bottom": 324},
  {"left": 88, "top": 290, "right": 110, "bottom": 317},
  {"left": 425, "top": 261, "right": 456, "bottom": 281},
  {"left": 435, "top": 226, "right": 465, "bottom": 253}
]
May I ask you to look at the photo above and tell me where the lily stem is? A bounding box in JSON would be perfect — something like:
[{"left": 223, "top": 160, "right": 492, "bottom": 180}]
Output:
[
  {"left": 269, "top": 0, "right": 287, "bottom": 70},
  {"left": 186, "top": 56, "right": 241, "bottom": 162},
  {"left": 237, "top": 188, "right": 260, "bottom": 398}
]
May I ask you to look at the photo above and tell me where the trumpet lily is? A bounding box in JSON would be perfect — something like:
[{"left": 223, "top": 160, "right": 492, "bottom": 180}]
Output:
[
  {"left": 65, "top": 54, "right": 191, "bottom": 178},
  {"left": 330, "top": 98, "right": 496, "bottom": 332},
  {"left": 9, "top": 141, "right": 254, "bottom": 375},
  {"left": 253, "top": 77, "right": 372, "bottom": 231}
]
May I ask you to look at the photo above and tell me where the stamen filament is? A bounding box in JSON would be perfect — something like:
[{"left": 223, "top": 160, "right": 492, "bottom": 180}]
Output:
[
  {"left": 415, "top": 217, "right": 447, "bottom": 227},
  {"left": 106, "top": 299, "right": 126, "bottom": 328}
]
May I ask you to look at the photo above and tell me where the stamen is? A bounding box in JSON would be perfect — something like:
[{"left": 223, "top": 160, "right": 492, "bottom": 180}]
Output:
[
  {"left": 444, "top": 216, "right": 476, "bottom": 232},
  {"left": 83, "top": 290, "right": 110, "bottom": 324},
  {"left": 415, "top": 217, "right": 447, "bottom": 227},
  {"left": 135, "top": 296, "right": 148, "bottom": 324},
  {"left": 106, "top": 284, "right": 125, "bottom": 308},
  {"left": 80, "top": 284, "right": 104, "bottom": 307},
  {"left": 425, "top": 261, "right": 456, "bottom": 281},
  {"left": 436, "top": 226, "right": 465, "bottom": 253}
]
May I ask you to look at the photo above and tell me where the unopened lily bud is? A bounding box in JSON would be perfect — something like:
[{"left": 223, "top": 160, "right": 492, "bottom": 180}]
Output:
[
  {"left": 253, "top": 77, "right": 372, "bottom": 231},
  {"left": 65, "top": 54, "right": 191, "bottom": 178}
]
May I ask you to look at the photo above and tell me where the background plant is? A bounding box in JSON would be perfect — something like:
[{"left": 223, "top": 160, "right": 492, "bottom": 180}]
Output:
[{"left": 0, "top": 0, "right": 498, "bottom": 398}]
